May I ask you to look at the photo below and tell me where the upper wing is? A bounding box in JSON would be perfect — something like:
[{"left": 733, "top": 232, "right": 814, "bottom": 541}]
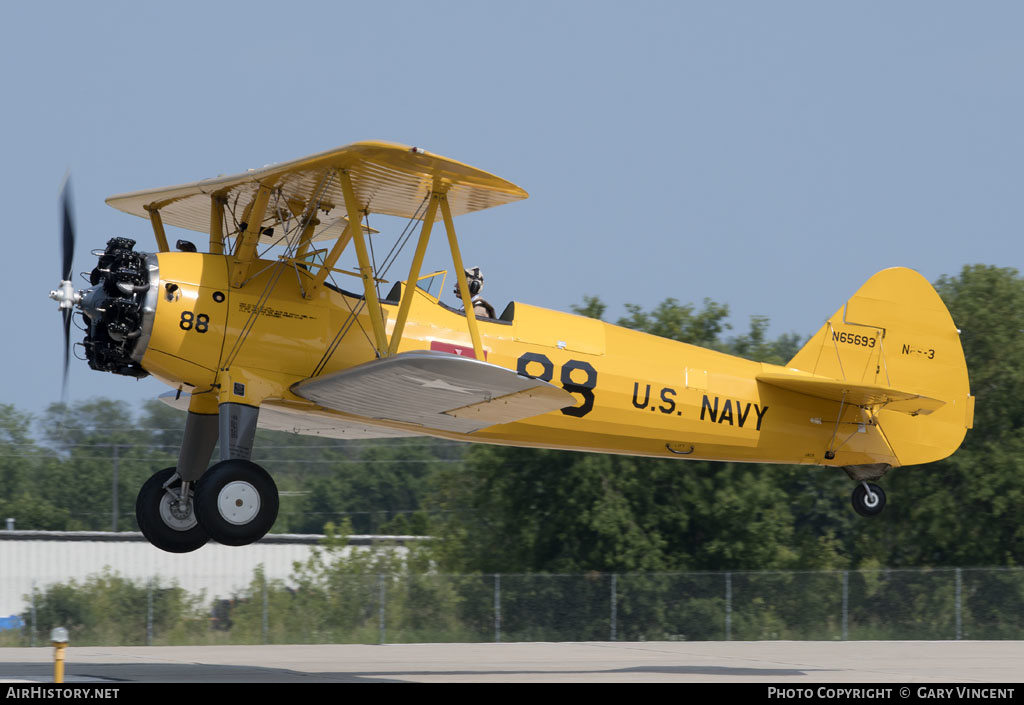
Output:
[
  {"left": 292, "top": 351, "right": 575, "bottom": 434},
  {"left": 105, "top": 141, "right": 529, "bottom": 244}
]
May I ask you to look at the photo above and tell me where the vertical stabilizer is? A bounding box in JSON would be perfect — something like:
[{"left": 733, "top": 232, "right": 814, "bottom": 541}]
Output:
[{"left": 787, "top": 267, "right": 973, "bottom": 466}]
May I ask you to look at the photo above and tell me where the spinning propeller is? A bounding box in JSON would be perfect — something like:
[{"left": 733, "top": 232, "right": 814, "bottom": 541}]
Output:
[{"left": 49, "top": 176, "right": 81, "bottom": 402}]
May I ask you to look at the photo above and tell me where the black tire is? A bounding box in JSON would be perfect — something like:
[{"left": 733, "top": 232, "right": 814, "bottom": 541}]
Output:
[
  {"left": 193, "top": 459, "right": 279, "bottom": 546},
  {"left": 135, "top": 467, "right": 209, "bottom": 553},
  {"left": 851, "top": 482, "right": 887, "bottom": 517}
]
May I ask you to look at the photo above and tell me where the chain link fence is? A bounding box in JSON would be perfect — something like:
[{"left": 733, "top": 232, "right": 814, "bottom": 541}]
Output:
[{"left": 6, "top": 567, "right": 1023, "bottom": 646}]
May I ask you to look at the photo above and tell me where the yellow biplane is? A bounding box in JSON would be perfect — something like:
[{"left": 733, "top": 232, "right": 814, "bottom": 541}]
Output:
[{"left": 50, "top": 142, "right": 974, "bottom": 552}]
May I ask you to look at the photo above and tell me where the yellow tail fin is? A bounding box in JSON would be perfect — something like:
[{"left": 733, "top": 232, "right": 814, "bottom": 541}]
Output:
[{"left": 786, "top": 267, "right": 973, "bottom": 466}]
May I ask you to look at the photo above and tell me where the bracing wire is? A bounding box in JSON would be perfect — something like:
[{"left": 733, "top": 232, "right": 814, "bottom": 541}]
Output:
[
  {"left": 309, "top": 195, "right": 429, "bottom": 377},
  {"left": 222, "top": 174, "right": 335, "bottom": 371}
]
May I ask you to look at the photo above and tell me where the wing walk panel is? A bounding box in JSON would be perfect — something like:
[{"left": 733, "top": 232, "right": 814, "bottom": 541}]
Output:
[{"left": 292, "top": 351, "right": 575, "bottom": 433}]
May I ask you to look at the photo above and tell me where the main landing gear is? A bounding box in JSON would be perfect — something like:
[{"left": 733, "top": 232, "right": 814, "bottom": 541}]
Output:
[
  {"left": 135, "top": 467, "right": 209, "bottom": 553},
  {"left": 193, "top": 459, "right": 279, "bottom": 547},
  {"left": 135, "top": 403, "right": 279, "bottom": 553}
]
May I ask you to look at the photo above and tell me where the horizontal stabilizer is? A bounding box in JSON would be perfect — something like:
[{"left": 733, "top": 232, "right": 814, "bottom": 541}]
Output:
[
  {"left": 756, "top": 372, "right": 945, "bottom": 416},
  {"left": 292, "top": 351, "right": 575, "bottom": 433}
]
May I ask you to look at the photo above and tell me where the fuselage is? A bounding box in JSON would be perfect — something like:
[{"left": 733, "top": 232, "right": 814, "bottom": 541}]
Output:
[
  {"left": 62, "top": 142, "right": 973, "bottom": 548},
  {"left": 119, "top": 251, "right": 903, "bottom": 468}
]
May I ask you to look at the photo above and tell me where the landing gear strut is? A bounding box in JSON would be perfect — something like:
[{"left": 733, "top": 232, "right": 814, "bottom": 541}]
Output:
[
  {"left": 135, "top": 403, "right": 279, "bottom": 552},
  {"left": 851, "top": 482, "right": 886, "bottom": 517}
]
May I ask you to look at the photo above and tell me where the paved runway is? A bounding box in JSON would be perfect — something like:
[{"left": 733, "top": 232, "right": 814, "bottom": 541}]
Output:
[{"left": 2, "top": 641, "right": 1023, "bottom": 683}]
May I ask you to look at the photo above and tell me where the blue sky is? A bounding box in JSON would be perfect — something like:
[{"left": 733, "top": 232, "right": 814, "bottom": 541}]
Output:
[{"left": 4, "top": 1, "right": 1022, "bottom": 420}]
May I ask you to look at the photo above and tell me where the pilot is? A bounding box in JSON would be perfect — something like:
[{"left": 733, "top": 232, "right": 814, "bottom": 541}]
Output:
[{"left": 454, "top": 266, "right": 495, "bottom": 318}]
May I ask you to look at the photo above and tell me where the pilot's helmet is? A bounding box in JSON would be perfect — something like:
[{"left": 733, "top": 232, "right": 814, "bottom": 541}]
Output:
[{"left": 454, "top": 267, "right": 484, "bottom": 298}]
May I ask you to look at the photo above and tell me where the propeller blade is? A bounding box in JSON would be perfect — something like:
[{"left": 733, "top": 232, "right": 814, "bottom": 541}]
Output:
[
  {"left": 60, "top": 176, "right": 75, "bottom": 282},
  {"left": 58, "top": 175, "right": 76, "bottom": 405},
  {"left": 62, "top": 308, "right": 72, "bottom": 404}
]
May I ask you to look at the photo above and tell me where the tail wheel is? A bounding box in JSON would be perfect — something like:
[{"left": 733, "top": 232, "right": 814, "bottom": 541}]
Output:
[
  {"left": 136, "top": 467, "right": 209, "bottom": 553},
  {"left": 851, "top": 482, "right": 887, "bottom": 517},
  {"left": 194, "top": 459, "right": 279, "bottom": 546}
]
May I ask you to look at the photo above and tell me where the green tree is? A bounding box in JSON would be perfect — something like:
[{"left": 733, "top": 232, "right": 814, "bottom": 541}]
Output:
[
  {"left": 34, "top": 400, "right": 176, "bottom": 531},
  {"left": 934, "top": 264, "right": 1024, "bottom": 443},
  {"left": 727, "top": 315, "right": 803, "bottom": 364},
  {"left": 0, "top": 405, "right": 71, "bottom": 530},
  {"left": 294, "top": 440, "right": 449, "bottom": 534},
  {"left": 434, "top": 443, "right": 807, "bottom": 575},
  {"left": 21, "top": 570, "right": 207, "bottom": 646},
  {"left": 570, "top": 295, "right": 606, "bottom": 321},
  {"left": 617, "top": 297, "right": 730, "bottom": 348},
  {"left": 221, "top": 522, "right": 472, "bottom": 644}
]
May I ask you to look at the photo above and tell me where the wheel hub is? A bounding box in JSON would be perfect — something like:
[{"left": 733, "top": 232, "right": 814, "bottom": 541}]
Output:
[
  {"left": 861, "top": 483, "right": 879, "bottom": 508},
  {"left": 159, "top": 493, "right": 198, "bottom": 531},
  {"left": 217, "top": 481, "right": 261, "bottom": 525}
]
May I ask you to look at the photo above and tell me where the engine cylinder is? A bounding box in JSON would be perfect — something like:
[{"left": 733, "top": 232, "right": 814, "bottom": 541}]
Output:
[{"left": 81, "top": 238, "right": 152, "bottom": 378}]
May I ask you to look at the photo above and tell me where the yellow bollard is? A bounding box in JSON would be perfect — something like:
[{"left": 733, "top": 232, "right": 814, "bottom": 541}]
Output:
[{"left": 51, "top": 627, "right": 68, "bottom": 684}]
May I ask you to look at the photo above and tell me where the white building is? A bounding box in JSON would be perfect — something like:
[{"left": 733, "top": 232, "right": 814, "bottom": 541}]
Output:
[{"left": 0, "top": 531, "right": 420, "bottom": 618}]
